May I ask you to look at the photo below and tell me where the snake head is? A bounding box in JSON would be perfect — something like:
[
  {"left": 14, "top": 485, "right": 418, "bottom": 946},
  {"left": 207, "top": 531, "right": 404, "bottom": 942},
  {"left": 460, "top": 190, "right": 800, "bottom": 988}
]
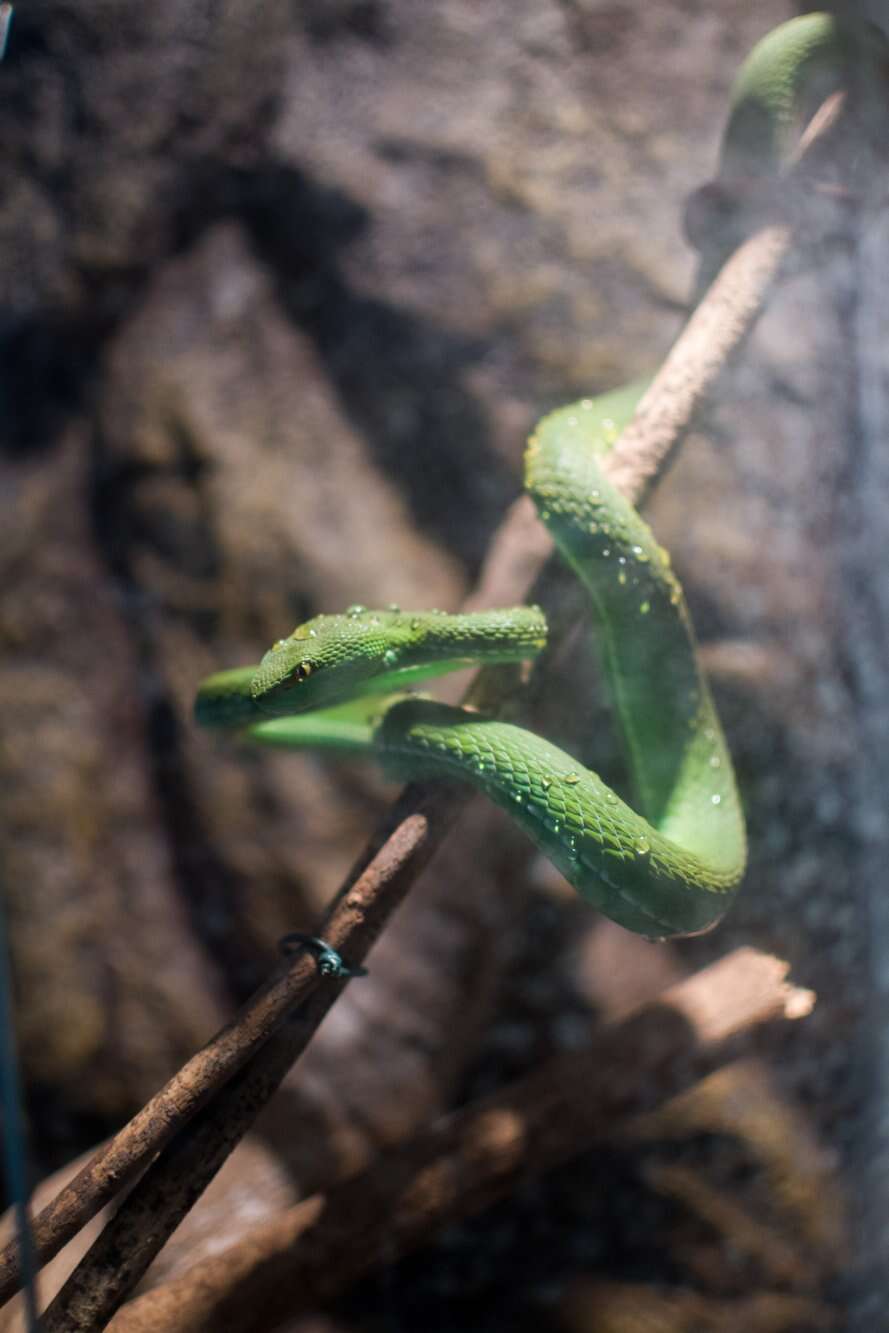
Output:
[{"left": 249, "top": 608, "right": 409, "bottom": 716}]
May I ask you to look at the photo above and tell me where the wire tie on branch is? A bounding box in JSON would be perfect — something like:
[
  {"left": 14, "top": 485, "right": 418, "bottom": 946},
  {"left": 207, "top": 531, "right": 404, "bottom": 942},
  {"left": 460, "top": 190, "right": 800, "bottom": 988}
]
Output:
[{"left": 278, "top": 933, "right": 369, "bottom": 979}]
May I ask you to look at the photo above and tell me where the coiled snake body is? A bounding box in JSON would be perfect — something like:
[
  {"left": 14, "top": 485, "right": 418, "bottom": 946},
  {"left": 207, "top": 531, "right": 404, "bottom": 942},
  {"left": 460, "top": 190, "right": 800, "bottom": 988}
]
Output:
[{"left": 196, "top": 14, "right": 885, "bottom": 938}]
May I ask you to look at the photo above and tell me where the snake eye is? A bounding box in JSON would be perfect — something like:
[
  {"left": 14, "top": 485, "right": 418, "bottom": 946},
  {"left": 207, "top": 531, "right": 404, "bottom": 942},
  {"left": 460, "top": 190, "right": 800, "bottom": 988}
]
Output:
[{"left": 289, "top": 660, "right": 313, "bottom": 686}]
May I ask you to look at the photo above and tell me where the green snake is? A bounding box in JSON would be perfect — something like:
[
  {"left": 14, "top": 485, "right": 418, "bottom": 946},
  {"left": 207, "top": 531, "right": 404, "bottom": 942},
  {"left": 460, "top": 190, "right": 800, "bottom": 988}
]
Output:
[{"left": 195, "top": 14, "right": 884, "bottom": 940}]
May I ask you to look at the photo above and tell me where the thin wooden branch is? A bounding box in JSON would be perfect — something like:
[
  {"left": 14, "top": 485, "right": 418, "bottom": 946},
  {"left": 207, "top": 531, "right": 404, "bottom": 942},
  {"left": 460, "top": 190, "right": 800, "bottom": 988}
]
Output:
[
  {"left": 0, "top": 960, "right": 322, "bottom": 1311},
  {"left": 103, "top": 950, "right": 812, "bottom": 1333},
  {"left": 36, "top": 778, "right": 466, "bottom": 1331},
  {"left": 607, "top": 81, "right": 868, "bottom": 503},
  {"left": 605, "top": 222, "right": 791, "bottom": 501}
]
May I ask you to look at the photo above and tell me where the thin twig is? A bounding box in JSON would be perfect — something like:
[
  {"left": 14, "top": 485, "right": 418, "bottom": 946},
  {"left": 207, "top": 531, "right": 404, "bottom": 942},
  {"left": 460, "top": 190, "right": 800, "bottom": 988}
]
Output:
[
  {"left": 41, "top": 783, "right": 468, "bottom": 1332},
  {"left": 605, "top": 223, "right": 791, "bottom": 501},
  {"left": 104, "top": 950, "right": 812, "bottom": 1333},
  {"left": 0, "top": 956, "right": 322, "bottom": 1310},
  {"left": 606, "top": 82, "right": 865, "bottom": 503}
]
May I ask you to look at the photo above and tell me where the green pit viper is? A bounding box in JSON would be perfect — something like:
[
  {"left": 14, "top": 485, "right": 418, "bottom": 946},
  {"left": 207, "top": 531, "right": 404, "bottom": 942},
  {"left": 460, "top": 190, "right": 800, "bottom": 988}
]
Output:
[{"left": 195, "top": 13, "right": 887, "bottom": 939}]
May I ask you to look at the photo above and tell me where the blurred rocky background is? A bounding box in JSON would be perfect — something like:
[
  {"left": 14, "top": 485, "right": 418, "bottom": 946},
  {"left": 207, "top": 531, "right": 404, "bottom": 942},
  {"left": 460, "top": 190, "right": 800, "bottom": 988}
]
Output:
[{"left": 1, "top": 1, "right": 887, "bottom": 1329}]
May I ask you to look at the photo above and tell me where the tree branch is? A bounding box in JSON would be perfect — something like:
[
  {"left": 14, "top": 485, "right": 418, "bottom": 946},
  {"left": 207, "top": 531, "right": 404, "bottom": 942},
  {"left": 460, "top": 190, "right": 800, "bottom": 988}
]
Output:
[{"left": 104, "top": 949, "right": 813, "bottom": 1333}]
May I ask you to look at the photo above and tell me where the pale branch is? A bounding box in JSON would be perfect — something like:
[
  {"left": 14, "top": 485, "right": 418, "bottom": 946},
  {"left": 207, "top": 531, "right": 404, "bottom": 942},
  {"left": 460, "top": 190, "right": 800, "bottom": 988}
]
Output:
[
  {"left": 607, "top": 81, "right": 870, "bottom": 504},
  {"left": 605, "top": 223, "right": 791, "bottom": 502}
]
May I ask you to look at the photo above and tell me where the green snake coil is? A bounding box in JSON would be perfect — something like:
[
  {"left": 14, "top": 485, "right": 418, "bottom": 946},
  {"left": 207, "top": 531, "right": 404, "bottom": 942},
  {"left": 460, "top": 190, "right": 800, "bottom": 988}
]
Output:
[{"left": 195, "top": 14, "right": 886, "bottom": 938}]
